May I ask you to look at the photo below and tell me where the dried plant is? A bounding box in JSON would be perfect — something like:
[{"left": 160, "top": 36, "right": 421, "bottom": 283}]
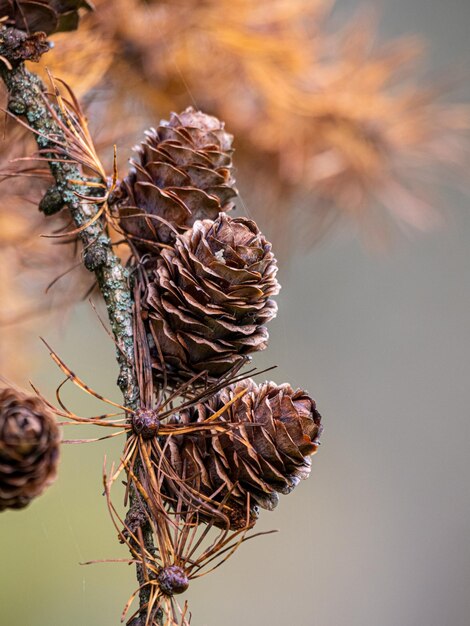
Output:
[
  {"left": 0, "top": 10, "right": 325, "bottom": 613},
  {"left": 89, "top": 0, "right": 469, "bottom": 244},
  {"left": 102, "top": 465, "right": 274, "bottom": 626},
  {"left": 0, "top": 2, "right": 467, "bottom": 625}
]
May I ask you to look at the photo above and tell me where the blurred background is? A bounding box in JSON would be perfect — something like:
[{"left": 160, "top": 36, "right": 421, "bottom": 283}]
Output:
[{"left": 1, "top": 0, "right": 470, "bottom": 625}]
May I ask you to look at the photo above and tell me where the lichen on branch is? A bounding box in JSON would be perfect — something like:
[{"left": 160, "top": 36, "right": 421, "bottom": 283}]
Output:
[
  {"left": 0, "top": 36, "right": 136, "bottom": 408},
  {"left": 0, "top": 26, "right": 160, "bottom": 624}
]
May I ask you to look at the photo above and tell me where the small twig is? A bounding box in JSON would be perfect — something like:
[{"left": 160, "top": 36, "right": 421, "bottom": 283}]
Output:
[{"left": 0, "top": 26, "right": 162, "bottom": 626}]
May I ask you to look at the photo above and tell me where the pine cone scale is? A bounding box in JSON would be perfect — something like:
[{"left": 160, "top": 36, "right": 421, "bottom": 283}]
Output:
[
  {"left": 144, "top": 162, "right": 189, "bottom": 188},
  {"left": 169, "top": 188, "right": 222, "bottom": 217}
]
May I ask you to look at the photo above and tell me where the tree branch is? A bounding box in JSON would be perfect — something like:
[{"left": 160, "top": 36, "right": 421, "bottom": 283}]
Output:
[{"left": 0, "top": 26, "right": 161, "bottom": 626}]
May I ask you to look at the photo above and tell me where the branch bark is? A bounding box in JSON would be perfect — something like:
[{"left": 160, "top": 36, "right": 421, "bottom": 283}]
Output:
[{"left": 0, "top": 26, "right": 161, "bottom": 626}]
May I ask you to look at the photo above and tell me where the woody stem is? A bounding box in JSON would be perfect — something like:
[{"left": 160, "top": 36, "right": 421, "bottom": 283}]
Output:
[{"left": 0, "top": 26, "right": 162, "bottom": 626}]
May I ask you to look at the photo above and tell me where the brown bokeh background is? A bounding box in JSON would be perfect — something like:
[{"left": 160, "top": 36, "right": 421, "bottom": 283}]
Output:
[{"left": 1, "top": 0, "right": 470, "bottom": 625}]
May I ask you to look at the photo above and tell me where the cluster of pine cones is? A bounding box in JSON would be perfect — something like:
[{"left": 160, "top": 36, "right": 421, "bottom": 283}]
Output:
[
  {"left": 0, "top": 106, "right": 323, "bottom": 525},
  {"left": 0, "top": 0, "right": 323, "bottom": 547},
  {"left": 0, "top": 8, "right": 323, "bottom": 619},
  {"left": 114, "top": 107, "right": 323, "bottom": 530},
  {"left": 0, "top": 5, "right": 322, "bottom": 623},
  {"left": 0, "top": 0, "right": 323, "bottom": 541},
  {"left": 117, "top": 108, "right": 282, "bottom": 383}
]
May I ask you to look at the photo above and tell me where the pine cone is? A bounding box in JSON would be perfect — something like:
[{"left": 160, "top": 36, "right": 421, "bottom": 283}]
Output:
[
  {"left": 116, "top": 107, "right": 237, "bottom": 251},
  {"left": 145, "top": 213, "right": 280, "bottom": 383},
  {"left": 0, "top": 0, "right": 93, "bottom": 36},
  {"left": 165, "top": 379, "right": 322, "bottom": 528},
  {"left": 0, "top": 388, "right": 60, "bottom": 511}
]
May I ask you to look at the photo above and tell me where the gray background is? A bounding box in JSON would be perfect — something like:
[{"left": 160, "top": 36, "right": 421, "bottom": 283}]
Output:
[{"left": 1, "top": 1, "right": 470, "bottom": 625}]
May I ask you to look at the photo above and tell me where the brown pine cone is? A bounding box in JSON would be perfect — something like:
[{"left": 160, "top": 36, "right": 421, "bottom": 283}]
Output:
[
  {"left": 165, "top": 379, "right": 322, "bottom": 528},
  {"left": 115, "top": 107, "right": 237, "bottom": 251},
  {"left": 0, "top": 1, "right": 93, "bottom": 36},
  {"left": 145, "top": 213, "right": 280, "bottom": 383},
  {"left": 0, "top": 387, "right": 60, "bottom": 511}
]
